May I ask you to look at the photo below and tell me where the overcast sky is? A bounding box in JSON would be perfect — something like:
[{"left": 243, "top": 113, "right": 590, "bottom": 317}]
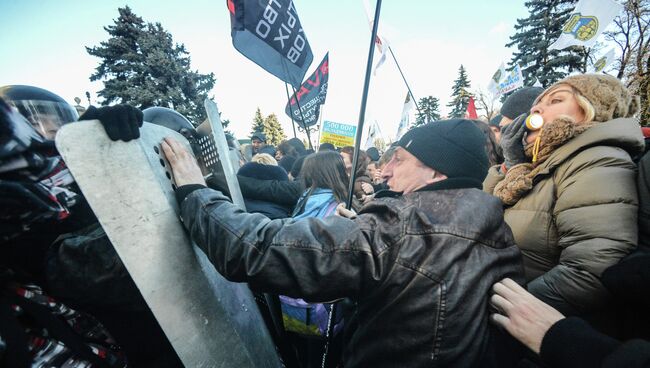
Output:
[{"left": 2, "top": 1, "right": 538, "bottom": 143}]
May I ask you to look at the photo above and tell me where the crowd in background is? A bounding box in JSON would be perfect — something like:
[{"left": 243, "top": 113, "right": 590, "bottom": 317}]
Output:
[{"left": 1, "top": 72, "right": 650, "bottom": 367}]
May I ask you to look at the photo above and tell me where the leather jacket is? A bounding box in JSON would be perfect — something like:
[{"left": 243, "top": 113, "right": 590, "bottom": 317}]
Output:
[{"left": 178, "top": 178, "right": 524, "bottom": 367}]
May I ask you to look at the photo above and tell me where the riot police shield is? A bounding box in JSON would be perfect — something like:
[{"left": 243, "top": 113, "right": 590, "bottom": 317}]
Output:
[{"left": 55, "top": 120, "right": 281, "bottom": 368}]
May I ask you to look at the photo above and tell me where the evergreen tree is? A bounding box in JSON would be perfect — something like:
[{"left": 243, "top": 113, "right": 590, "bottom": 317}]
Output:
[
  {"left": 250, "top": 107, "right": 265, "bottom": 136},
  {"left": 507, "top": 0, "right": 587, "bottom": 87},
  {"left": 86, "top": 6, "right": 215, "bottom": 122},
  {"left": 413, "top": 96, "right": 441, "bottom": 127},
  {"left": 263, "top": 113, "right": 287, "bottom": 146},
  {"left": 447, "top": 65, "right": 473, "bottom": 118}
]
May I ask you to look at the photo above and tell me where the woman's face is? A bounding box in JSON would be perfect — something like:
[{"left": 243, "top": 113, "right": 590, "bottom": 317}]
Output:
[
  {"left": 341, "top": 152, "right": 353, "bottom": 177},
  {"left": 526, "top": 84, "right": 585, "bottom": 145},
  {"left": 275, "top": 150, "right": 283, "bottom": 161}
]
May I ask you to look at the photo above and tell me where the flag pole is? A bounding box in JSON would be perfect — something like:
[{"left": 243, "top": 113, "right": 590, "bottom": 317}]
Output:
[
  {"left": 316, "top": 104, "right": 324, "bottom": 150},
  {"left": 284, "top": 83, "right": 298, "bottom": 138},
  {"left": 388, "top": 45, "right": 421, "bottom": 114},
  {"left": 346, "top": 0, "right": 382, "bottom": 210},
  {"left": 291, "top": 86, "right": 314, "bottom": 151}
]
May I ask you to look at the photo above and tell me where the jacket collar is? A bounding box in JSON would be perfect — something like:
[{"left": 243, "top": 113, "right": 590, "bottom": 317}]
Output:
[
  {"left": 535, "top": 118, "right": 644, "bottom": 176},
  {"left": 374, "top": 177, "right": 481, "bottom": 199}
]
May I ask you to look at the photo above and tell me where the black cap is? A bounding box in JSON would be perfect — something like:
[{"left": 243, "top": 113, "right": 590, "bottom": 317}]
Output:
[
  {"left": 489, "top": 114, "right": 502, "bottom": 128},
  {"left": 500, "top": 87, "right": 544, "bottom": 120},
  {"left": 398, "top": 119, "right": 489, "bottom": 185},
  {"left": 251, "top": 131, "right": 266, "bottom": 142}
]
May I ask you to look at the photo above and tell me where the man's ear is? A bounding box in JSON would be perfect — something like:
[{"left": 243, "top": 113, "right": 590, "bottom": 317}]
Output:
[{"left": 426, "top": 170, "right": 447, "bottom": 185}]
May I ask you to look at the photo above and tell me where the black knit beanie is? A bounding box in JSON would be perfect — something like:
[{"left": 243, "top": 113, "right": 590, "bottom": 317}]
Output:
[
  {"left": 398, "top": 119, "right": 489, "bottom": 184},
  {"left": 500, "top": 87, "right": 544, "bottom": 120}
]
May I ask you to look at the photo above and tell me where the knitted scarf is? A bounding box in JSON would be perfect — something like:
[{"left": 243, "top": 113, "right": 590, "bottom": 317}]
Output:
[{"left": 494, "top": 116, "right": 593, "bottom": 205}]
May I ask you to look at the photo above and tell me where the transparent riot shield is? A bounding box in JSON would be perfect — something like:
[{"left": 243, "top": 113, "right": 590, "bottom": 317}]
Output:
[{"left": 55, "top": 119, "right": 281, "bottom": 368}]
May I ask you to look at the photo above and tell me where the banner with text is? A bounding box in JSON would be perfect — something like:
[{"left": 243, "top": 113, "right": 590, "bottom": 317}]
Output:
[
  {"left": 285, "top": 53, "right": 329, "bottom": 127},
  {"left": 320, "top": 120, "right": 357, "bottom": 148},
  {"left": 228, "top": 0, "right": 314, "bottom": 88}
]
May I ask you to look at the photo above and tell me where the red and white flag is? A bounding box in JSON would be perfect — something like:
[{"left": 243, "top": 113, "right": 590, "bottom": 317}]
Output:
[{"left": 362, "top": 0, "right": 389, "bottom": 75}]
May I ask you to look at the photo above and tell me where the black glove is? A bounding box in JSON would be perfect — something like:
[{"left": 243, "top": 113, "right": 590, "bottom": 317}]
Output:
[
  {"left": 499, "top": 114, "right": 528, "bottom": 169},
  {"left": 79, "top": 105, "right": 143, "bottom": 142}
]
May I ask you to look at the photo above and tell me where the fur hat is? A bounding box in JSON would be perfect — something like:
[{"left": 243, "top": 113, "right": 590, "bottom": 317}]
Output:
[{"left": 542, "top": 74, "right": 639, "bottom": 122}]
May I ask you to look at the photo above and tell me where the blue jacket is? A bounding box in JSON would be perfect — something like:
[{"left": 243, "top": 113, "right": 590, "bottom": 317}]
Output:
[{"left": 292, "top": 188, "right": 339, "bottom": 220}]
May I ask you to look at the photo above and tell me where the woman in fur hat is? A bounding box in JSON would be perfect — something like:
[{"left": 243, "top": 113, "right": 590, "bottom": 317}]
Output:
[{"left": 483, "top": 74, "right": 645, "bottom": 317}]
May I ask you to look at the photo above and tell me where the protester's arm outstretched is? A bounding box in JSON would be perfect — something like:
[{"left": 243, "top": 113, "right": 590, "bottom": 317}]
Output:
[{"left": 162, "top": 137, "right": 388, "bottom": 302}]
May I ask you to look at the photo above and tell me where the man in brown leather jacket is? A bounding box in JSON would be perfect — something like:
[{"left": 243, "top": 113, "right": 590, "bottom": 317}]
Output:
[{"left": 162, "top": 119, "right": 524, "bottom": 367}]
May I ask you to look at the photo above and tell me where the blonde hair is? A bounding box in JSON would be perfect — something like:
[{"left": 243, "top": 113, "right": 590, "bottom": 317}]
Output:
[
  {"left": 537, "top": 84, "right": 596, "bottom": 123},
  {"left": 251, "top": 153, "right": 278, "bottom": 166}
]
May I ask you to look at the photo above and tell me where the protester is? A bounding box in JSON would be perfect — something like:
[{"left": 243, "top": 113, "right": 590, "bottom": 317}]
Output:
[
  {"left": 251, "top": 131, "right": 266, "bottom": 155},
  {"left": 484, "top": 74, "right": 644, "bottom": 316},
  {"left": 237, "top": 154, "right": 290, "bottom": 219},
  {"left": 340, "top": 146, "right": 372, "bottom": 199},
  {"left": 276, "top": 140, "right": 299, "bottom": 173},
  {"left": 318, "top": 142, "right": 336, "bottom": 152},
  {"left": 491, "top": 278, "right": 650, "bottom": 368},
  {"left": 282, "top": 151, "right": 351, "bottom": 367},
  {"left": 489, "top": 114, "right": 503, "bottom": 142},
  {"left": 161, "top": 119, "right": 524, "bottom": 367},
  {"left": 498, "top": 86, "right": 544, "bottom": 127},
  {"left": 471, "top": 119, "right": 504, "bottom": 166},
  {"left": 287, "top": 137, "right": 308, "bottom": 156},
  {"left": 365, "top": 146, "right": 380, "bottom": 162}
]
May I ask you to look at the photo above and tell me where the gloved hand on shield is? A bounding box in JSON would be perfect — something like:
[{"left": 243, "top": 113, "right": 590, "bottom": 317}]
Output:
[{"left": 79, "top": 104, "right": 143, "bottom": 142}]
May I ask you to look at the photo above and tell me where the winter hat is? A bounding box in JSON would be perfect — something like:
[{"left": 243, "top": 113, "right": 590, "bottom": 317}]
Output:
[
  {"left": 397, "top": 119, "right": 489, "bottom": 184},
  {"left": 287, "top": 137, "right": 307, "bottom": 156},
  {"left": 251, "top": 131, "right": 266, "bottom": 143},
  {"left": 541, "top": 74, "right": 639, "bottom": 123},
  {"left": 489, "top": 114, "right": 502, "bottom": 128},
  {"left": 366, "top": 147, "right": 380, "bottom": 162},
  {"left": 258, "top": 145, "right": 276, "bottom": 157},
  {"left": 501, "top": 87, "right": 544, "bottom": 120}
]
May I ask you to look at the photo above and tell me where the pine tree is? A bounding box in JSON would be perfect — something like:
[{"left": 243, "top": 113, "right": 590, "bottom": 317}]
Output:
[
  {"left": 447, "top": 65, "right": 473, "bottom": 118},
  {"left": 250, "top": 107, "right": 265, "bottom": 136},
  {"left": 86, "top": 6, "right": 215, "bottom": 122},
  {"left": 413, "top": 96, "right": 441, "bottom": 127},
  {"left": 263, "top": 113, "right": 286, "bottom": 147},
  {"left": 507, "top": 0, "right": 587, "bottom": 87}
]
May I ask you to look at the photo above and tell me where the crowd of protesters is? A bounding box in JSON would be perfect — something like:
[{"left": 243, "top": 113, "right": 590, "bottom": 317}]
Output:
[{"left": 1, "top": 72, "right": 650, "bottom": 367}]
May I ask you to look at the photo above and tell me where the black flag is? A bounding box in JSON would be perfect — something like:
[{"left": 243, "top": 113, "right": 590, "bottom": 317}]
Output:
[
  {"left": 285, "top": 53, "right": 329, "bottom": 128},
  {"left": 228, "top": 0, "right": 314, "bottom": 89}
]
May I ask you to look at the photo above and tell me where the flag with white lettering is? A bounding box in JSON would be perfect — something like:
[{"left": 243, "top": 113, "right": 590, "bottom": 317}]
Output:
[
  {"left": 549, "top": 0, "right": 623, "bottom": 50},
  {"left": 488, "top": 63, "right": 525, "bottom": 98},
  {"left": 228, "top": 0, "right": 314, "bottom": 89},
  {"left": 285, "top": 53, "right": 329, "bottom": 127}
]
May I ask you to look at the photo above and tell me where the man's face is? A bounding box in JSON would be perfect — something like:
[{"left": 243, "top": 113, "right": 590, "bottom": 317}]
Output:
[
  {"left": 251, "top": 138, "right": 264, "bottom": 152},
  {"left": 381, "top": 147, "right": 436, "bottom": 194}
]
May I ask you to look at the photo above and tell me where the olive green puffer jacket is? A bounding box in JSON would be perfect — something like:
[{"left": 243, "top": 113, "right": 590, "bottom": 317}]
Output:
[{"left": 484, "top": 118, "right": 645, "bottom": 314}]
